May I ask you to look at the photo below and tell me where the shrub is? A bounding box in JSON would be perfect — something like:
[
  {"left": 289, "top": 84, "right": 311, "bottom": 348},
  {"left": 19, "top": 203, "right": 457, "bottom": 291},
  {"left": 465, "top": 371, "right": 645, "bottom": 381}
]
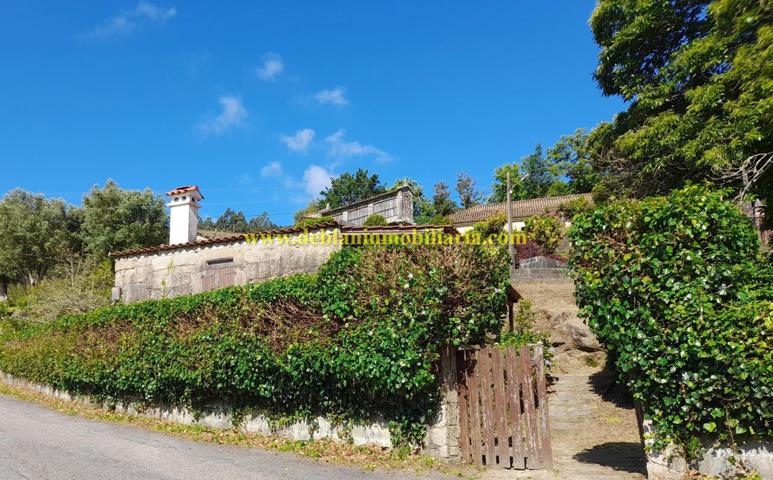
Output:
[
  {"left": 23, "top": 260, "right": 114, "bottom": 323},
  {"left": 294, "top": 215, "right": 335, "bottom": 229},
  {"left": 558, "top": 197, "right": 593, "bottom": 219},
  {"left": 524, "top": 215, "right": 562, "bottom": 254},
  {"left": 569, "top": 185, "right": 772, "bottom": 454},
  {"left": 423, "top": 214, "right": 450, "bottom": 225},
  {"left": 472, "top": 212, "right": 507, "bottom": 238},
  {"left": 0, "top": 243, "right": 509, "bottom": 447},
  {"left": 362, "top": 214, "right": 387, "bottom": 227}
]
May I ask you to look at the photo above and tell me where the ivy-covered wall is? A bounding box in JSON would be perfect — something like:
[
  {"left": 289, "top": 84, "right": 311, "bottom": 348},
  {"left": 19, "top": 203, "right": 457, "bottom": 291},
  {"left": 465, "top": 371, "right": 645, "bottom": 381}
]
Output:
[
  {"left": 0, "top": 244, "right": 509, "bottom": 447},
  {"left": 569, "top": 185, "right": 772, "bottom": 457}
]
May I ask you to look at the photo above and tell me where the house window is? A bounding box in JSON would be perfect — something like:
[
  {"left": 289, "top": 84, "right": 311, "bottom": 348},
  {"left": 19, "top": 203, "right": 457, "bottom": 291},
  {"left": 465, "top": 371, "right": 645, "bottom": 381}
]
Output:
[{"left": 207, "top": 258, "right": 234, "bottom": 267}]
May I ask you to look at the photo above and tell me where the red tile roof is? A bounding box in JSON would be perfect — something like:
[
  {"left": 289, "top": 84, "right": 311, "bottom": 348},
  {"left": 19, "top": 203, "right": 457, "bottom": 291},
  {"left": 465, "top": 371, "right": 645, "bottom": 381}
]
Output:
[
  {"left": 110, "top": 221, "right": 340, "bottom": 258},
  {"left": 165, "top": 185, "right": 202, "bottom": 197},
  {"left": 448, "top": 193, "right": 592, "bottom": 226},
  {"left": 342, "top": 224, "right": 458, "bottom": 235},
  {"left": 110, "top": 222, "right": 464, "bottom": 258}
]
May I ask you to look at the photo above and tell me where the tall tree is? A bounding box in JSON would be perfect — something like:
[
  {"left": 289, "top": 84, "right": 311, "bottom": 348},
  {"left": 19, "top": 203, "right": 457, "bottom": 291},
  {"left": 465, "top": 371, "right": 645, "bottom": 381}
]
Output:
[
  {"left": 213, "top": 208, "right": 248, "bottom": 232},
  {"left": 0, "top": 190, "right": 76, "bottom": 286},
  {"left": 588, "top": 0, "right": 772, "bottom": 203},
  {"left": 80, "top": 181, "right": 167, "bottom": 259},
  {"left": 489, "top": 163, "right": 527, "bottom": 203},
  {"left": 520, "top": 144, "right": 557, "bottom": 199},
  {"left": 432, "top": 181, "right": 458, "bottom": 216},
  {"left": 318, "top": 169, "right": 385, "bottom": 209},
  {"left": 546, "top": 129, "right": 598, "bottom": 194},
  {"left": 247, "top": 212, "right": 278, "bottom": 231},
  {"left": 455, "top": 172, "right": 483, "bottom": 208}
]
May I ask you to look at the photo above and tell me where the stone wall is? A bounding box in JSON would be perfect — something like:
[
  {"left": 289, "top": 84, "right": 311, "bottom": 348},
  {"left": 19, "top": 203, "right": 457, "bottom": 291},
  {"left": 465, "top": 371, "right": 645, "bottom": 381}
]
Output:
[
  {"left": 424, "top": 346, "right": 460, "bottom": 459},
  {"left": 113, "top": 230, "right": 341, "bottom": 303},
  {"left": 642, "top": 419, "right": 773, "bottom": 479},
  {"left": 1, "top": 360, "right": 462, "bottom": 461}
]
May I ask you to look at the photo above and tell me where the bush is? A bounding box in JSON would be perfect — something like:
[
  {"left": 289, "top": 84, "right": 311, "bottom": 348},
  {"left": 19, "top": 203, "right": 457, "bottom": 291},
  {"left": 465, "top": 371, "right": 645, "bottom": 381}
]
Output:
[
  {"left": 294, "top": 215, "right": 335, "bottom": 229},
  {"left": 558, "top": 197, "right": 593, "bottom": 219},
  {"left": 569, "top": 185, "right": 772, "bottom": 453},
  {"left": 0, "top": 244, "right": 509, "bottom": 447},
  {"left": 23, "top": 260, "right": 114, "bottom": 323},
  {"left": 524, "top": 215, "right": 562, "bottom": 254},
  {"left": 362, "top": 214, "right": 387, "bottom": 226},
  {"left": 472, "top": 212, "right": 507, "bottom": 238}
]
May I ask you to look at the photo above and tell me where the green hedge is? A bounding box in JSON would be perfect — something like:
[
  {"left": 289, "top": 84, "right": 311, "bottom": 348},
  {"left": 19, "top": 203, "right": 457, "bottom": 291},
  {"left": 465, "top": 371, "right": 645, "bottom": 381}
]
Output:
[
  {"left": 0, "top": 244, "right": 508, "bottom": 445},
  {"left": 569, "top": 185, "right": 772, "bottom": 453}
]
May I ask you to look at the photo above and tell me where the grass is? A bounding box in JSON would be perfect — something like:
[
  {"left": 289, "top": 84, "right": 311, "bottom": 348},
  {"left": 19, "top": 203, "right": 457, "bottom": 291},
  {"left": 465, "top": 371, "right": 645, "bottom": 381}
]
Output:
[{"left": 0, "top": 378, "right": 480, "bottom": 478}]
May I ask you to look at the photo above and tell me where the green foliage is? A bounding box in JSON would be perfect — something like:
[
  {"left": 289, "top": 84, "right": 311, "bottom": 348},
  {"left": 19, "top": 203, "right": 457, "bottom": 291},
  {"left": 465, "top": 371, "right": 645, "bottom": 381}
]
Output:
[
  {"left": 472, "top": 213, "right": 507, "bottom": 238},
  {"left": 558, "top": 197, "right": 594, "bottom": 220},
  {"left": 524, "top": 216, "right": 563, "bottom": 254},
  {"left": 21, "top": 260, "right": 114, "bottom": 323},
  {"left": 546, "top": 129, "right": 599, "bottom": 194},
  {"left": 499, "top": 300, "right": 549, "bottom": 352},
  {"left": 81, "top": 180, "right": 167, "bottom": 259},
  {"left": 431, "top": 182, "right": 457, "bottom": 217},
  {"left": 569, "top": 185, "right": 772, "bottom": 453},
  {"left": 489, "top": 131, "right": 597, "bottom": 204},
  {"left": 424, "top": 214, "right": 450, "bottom": 225},
  {"left": 0, "top": 189, "right": 79, "bottom": 286},
  {"left": 200, "top": 209, "right": 278, "bottom": 233},
  {"left": 319, "top": 169, "right": 385, "bottom": 210},
  {"left": 588, "top": 0, "right": 772, "bottom": 204},
  {"left": 363, "top": 214, "right": 387, "bottom": 227},
  {"left": 0, "top": 244, "right": 509, "bottom": 447},
  {"left": 294, "top": 215, "right": 335, "bottom": 229},
  {"left": 455, "top": 173, "right": 483, "bottom": 208}
]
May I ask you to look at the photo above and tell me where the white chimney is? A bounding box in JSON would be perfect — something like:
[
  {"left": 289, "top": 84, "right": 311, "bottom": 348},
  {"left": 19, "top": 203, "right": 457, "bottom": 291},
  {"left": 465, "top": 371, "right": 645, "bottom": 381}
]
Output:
[{"left": 165, "top": 185, "right": 203, "bottom": 245}]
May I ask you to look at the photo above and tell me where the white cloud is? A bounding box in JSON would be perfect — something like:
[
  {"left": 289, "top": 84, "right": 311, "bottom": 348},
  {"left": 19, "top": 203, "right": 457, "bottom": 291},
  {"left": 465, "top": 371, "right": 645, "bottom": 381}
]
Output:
[
  {"left": 303, "top": 165, "right": 333, "bottom": 198},
  {"left": 325, "top": 129, "right": 392, "bottom": 163},
  {"left": 314, "top": 87, "right": 349, "bottom": 107},
  {"left": 260, "top": 161, "right": 283, "bottom": 178},
  {"left": 279, "top": 128, "right": 315, "bottom": 153},
  {"left": 85, "top": 2, "right": 176, "bottom": 38},
  {"left": 255, "top": 53, "right": 284, "bottom": 81},
  {"left": 197, "top": 95, "right": 247, "bottom": 136}
]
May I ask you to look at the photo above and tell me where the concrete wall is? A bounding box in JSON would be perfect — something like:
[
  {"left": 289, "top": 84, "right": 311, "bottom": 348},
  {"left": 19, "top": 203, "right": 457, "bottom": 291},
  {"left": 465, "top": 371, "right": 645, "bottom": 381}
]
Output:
[{"left": 113, "top": 230, "right": 341, "bottom": 303}]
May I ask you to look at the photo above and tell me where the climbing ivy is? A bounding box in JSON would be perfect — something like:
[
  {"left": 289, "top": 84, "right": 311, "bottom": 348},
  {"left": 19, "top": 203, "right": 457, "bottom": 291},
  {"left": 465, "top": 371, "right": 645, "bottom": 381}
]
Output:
[
  {"left": 0, "top": 243, "right": 508, "bottom": 447},
  {"left": 569, "top": 185, "right": 772, "bottom": 454}
]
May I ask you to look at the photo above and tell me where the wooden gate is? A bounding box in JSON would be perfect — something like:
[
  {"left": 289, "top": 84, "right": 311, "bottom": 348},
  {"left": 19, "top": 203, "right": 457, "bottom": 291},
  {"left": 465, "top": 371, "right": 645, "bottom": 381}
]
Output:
[{"left": 457, "top": 345, "right": 552, "bottom": 469}]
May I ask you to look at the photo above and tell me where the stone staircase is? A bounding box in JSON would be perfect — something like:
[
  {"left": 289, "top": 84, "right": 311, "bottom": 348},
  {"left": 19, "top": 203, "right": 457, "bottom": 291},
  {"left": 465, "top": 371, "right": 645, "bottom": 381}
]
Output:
[{"left": 487, "top": 278, "right": 647, "bottom": 479}]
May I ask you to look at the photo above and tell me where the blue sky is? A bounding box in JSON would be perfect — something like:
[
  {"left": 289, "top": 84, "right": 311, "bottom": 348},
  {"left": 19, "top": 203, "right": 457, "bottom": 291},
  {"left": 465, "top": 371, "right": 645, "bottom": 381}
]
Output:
[{"left": 0, "top": 1, "right": 624, "bottom": 225}]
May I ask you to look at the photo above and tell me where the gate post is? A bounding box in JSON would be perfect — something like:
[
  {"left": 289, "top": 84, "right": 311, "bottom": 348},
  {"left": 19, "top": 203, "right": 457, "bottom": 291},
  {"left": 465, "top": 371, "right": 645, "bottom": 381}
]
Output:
[{"left": 424, "top": 345, "right": 460, "bottom": 459}]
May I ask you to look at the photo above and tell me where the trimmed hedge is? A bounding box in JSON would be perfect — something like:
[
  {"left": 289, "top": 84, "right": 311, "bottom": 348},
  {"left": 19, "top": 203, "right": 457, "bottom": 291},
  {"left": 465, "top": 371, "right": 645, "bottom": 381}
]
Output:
[
  {"left": 569, "top": 185, "right": 772, "bottom": 453},
  {"left": 0, "top": 244, "right": 508, "bottom": 446}
]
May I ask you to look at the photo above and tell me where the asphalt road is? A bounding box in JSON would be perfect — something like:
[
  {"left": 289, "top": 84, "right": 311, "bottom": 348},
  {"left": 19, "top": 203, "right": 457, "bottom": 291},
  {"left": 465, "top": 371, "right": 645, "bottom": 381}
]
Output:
[{"left": 0, "top": 394, "right": 446, "bottom": 480}]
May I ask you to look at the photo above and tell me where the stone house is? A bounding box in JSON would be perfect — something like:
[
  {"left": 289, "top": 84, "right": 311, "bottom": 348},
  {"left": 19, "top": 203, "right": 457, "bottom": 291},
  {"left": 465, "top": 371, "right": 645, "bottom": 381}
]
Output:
[{"left": 110, "top": 185, "right": 436, "bottom": 303}]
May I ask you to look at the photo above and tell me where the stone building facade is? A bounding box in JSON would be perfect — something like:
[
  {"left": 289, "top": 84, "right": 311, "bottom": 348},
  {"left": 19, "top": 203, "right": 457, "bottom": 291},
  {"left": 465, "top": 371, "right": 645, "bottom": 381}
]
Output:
[{"left": 112, "top": 226, "right": 341, "bottom": 303}]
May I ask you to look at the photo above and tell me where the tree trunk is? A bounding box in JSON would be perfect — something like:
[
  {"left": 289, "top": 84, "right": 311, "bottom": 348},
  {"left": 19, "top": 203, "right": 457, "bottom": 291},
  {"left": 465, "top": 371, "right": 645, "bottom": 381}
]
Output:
[{"left": 0, "top": 280, "right": 7, "bottom": 302}]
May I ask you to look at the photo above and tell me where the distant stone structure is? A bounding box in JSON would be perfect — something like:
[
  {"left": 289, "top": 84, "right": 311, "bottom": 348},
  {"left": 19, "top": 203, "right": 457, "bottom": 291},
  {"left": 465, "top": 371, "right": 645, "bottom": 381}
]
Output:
[
  {"left": 310, "top": 184, "right": 415, "bottom": 227},
  {"left": 448, "top": 193, "right": 592, "bottom": 233}
]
